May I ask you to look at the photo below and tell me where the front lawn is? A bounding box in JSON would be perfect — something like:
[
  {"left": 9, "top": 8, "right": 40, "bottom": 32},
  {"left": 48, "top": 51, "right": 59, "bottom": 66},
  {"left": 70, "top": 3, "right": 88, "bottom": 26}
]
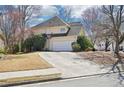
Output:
[
  {"left": 77, "top": 51, "right": 117, "bottom": 65},
  {"left": 0, "top": 52, "right": 53, "bottom": 72}
]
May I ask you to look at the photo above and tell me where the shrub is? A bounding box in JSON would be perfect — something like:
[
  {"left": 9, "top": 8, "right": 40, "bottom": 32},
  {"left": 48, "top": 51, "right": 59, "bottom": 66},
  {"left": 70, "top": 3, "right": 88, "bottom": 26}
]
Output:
[
  {"left": 92, "top": 48, "right": 96, "bottom": 51},
  {"left": 77, "top": 35, "right": 93, "bottom": 51},
  {"left": 32, "top": 34, "right": 46, "bottom": 51},
  {"left": 0, "top": 48, "right": 5, "bottom": 54},
  {"left": 23, "top": 37, "right": 34, "bottom": 52},
  {"left": 85, "top": 47, "right": 93, "bottom": 51},
  {"left": 13, "top": 44, "right": 19, "bottom": 53},
  {"left": 23, "top": 34, "right": 46, "bottom": 52},
  {"left": 72, "top": 42, "right": 81, "bottom": 52}
]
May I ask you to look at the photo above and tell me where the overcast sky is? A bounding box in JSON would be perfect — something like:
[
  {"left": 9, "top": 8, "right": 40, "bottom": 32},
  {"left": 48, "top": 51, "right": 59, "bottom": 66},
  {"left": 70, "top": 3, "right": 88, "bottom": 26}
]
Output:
[
  {"left": 28, "top": 5, "right": 94, "bottom": 27},
  {"left": 41, "top": 5, "right": 92, "bottom": 17}
]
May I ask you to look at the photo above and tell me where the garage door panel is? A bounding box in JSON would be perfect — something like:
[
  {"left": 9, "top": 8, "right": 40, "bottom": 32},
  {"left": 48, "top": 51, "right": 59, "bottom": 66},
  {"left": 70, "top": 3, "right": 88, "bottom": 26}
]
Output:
[{"left": 52, "top": 41, "right": 73, "bottom": 51}]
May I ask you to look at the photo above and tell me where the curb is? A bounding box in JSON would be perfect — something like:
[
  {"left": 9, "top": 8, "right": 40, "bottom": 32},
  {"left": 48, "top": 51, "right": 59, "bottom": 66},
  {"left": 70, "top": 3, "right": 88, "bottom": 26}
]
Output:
[
  {"left": 0, "top": 53, "right": 62, "bottom": 87},
  {"left": 0, "top": 73, "right": 61, "bottom": 87},
  {"left": 11, "top": 71, "right": 123, "bottom": 87}
]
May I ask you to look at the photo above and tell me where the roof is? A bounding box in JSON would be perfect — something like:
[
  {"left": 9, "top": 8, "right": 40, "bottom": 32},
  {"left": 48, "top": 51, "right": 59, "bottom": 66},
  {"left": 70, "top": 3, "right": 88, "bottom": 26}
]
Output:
[
  {"left": 49, "top": 22, "right": 83, "bottom": 37},
  {"left": 31, "top": 16, "right": 83, "bottom": 37},
  {"left": 32, "top": 16, "right": 69, "bottom": 29},
  {"left": 67, "top": 22, "right": 83, "bottom": 36},
  {"left": 68, "top": 22, "right": 82, "bottom": 26}
]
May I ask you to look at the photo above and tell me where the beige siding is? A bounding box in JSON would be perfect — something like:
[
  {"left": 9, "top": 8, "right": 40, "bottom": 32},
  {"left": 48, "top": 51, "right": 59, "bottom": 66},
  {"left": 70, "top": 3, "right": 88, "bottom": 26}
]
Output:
[{"left": 33, "top": 26, "right": 68, "bottom": 35}]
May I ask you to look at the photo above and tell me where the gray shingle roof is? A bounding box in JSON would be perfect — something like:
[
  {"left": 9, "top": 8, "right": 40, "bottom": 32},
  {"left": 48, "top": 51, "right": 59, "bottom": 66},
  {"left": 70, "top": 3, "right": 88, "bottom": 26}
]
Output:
[
  {"left": 67, "top": 22, "right": 82, "bottom": 36},
  {"left": 32, "top": 16, "right": 83, "bottom": 36},
  {"left": 32, "top": 16, "right": 69, "bottom": 29}
]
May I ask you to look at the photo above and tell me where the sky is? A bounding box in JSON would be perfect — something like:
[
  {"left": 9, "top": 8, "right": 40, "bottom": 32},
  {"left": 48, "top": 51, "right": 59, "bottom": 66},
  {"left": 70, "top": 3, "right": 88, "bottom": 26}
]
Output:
[{"left": 28, "top": 5, "right": 94, "bottom": 27}]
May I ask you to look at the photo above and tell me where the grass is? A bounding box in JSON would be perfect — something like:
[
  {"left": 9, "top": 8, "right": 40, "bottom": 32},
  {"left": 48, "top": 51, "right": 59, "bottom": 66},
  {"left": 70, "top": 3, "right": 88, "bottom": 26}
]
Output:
[
  {"left": 0, "top": 52, "right": 53, "bottom": 72},
  {"left": 77, "top": 51, "right": 117, "bottom": 65}
]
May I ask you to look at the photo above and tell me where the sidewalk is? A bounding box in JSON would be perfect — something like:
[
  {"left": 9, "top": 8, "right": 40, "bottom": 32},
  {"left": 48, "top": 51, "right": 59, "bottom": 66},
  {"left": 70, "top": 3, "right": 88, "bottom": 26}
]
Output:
[{"left": 0, "top": 68, "right": 61, "bottom": 86}]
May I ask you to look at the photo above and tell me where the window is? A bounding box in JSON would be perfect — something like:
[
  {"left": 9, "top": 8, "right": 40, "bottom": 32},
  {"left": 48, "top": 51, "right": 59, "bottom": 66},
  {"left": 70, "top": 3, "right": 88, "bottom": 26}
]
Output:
[{"left": 60, "top": 28, "right": 66, "bottom": 32}]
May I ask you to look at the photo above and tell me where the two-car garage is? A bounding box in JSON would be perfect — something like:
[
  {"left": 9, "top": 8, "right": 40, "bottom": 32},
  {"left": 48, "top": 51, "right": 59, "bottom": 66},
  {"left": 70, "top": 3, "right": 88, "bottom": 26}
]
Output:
[
  {"left": 52, "top": 41, "right": 73, "bottom": 51},
  {"left": 48, "top": 36, "right": 77, "bottom": 51}
]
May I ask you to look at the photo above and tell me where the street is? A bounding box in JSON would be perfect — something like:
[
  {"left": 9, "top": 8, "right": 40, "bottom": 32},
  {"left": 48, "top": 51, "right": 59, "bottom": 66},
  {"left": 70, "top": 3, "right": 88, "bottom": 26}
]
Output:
[{"left": 18, "top": 73, "right": 124, "bottom": 87}]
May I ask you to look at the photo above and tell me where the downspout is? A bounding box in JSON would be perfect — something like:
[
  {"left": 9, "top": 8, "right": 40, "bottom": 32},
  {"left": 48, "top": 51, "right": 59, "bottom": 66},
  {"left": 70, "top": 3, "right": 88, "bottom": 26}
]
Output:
[{"left": 65, "top": 26, "right": 71, "bottom": 36}]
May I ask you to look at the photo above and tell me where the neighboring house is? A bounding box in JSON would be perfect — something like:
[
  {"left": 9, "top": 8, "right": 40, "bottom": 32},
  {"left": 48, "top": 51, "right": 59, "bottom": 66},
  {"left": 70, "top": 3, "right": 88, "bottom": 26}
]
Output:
[
  {"left": 31, "top": 16, "right": 84, "bottom": 51},
  {"left": 94, "top": 39, "right": 124, "bottom": 52},
  {"left": 94, "top": 40, "right": 114, "bottom": 51},
  {"left": 94, "top": 23, "right": 124, "bottom": 51}
]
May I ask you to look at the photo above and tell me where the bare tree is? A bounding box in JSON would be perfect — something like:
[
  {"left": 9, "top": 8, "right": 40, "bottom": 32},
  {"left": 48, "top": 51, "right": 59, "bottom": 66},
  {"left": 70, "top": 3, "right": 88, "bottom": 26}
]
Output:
[
  {"left": 94, "top": 17, "right": 114, "bottom": 51},
  {"left": 55, "top": 5, "right": 72, "bottom": 22},
  {"left": 17, "top": 5, "right": 43, "bottom": 52},
  {"left": 17, "top": 5, "right": 33, "bottom": 52},
  {"left": 0, "top": 5, "right": 43, "bottom": 53},
  {"left": 63, "top": 6, "right": 72, "bottom": 22},
  {"left": 0, "top": 6, "right": 20, "bottom": 53},
  {"left": 103, "top": 32, "right": 113, "bottom": 51},
  {"left": 81, "top": 7, "right": 101, "bottom": 47},
  {"left": 102, "top": 5, "right": 124, "bottom": 83},
  {"left": 0, "top": 33, "right": 4, "bottom": 41}
]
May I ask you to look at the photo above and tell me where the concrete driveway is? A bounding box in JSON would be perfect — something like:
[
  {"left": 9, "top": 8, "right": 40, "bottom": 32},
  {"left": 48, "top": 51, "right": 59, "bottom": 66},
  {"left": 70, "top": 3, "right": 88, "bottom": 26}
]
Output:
[{"left": 39, "top": 52, "right": 110, "bottom": 78}]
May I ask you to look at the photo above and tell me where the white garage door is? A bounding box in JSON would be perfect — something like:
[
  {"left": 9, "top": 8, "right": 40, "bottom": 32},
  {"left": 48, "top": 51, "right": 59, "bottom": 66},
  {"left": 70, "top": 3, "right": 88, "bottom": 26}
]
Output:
[{"left": 52, "top": 41, "right": 73, "bottom": 51}]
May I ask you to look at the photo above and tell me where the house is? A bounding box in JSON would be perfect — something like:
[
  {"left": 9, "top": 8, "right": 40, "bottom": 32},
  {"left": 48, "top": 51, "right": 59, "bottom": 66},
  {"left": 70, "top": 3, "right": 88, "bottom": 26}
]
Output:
[
  {"left": 94, "top": 40, "right": 114, "bottom": 51},
  {"left": 31, "top": 16, "right": 84, "bottom": 51},
  {"left": 94, "top": 23, "right": 124, "bottom": 51}
]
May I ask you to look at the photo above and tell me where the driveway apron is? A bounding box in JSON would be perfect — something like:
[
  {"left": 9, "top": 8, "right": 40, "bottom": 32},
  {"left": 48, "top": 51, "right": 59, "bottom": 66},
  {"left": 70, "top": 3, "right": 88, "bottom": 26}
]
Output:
[{"left": 39, "top": 52, "right": 109, "bottom": 78}]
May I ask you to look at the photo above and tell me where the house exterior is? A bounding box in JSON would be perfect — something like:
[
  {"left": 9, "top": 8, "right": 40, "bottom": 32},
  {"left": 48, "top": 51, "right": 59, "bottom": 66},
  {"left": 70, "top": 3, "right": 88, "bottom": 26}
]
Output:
[
  {"left": 31, "top": 16, "right": 84, "bottom": 51},
  {"left": 94, "top": 40, "right": 114, "bottom": 51}
]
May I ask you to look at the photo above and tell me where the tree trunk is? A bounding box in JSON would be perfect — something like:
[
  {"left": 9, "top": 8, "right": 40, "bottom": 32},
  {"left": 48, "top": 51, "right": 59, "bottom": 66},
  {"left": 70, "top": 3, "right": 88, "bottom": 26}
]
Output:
[
  {"left": 112, "top": 42, "right": 114, "bottom": 51},
  {"left": 19, "top": 41, "right": 21, "bottom": 53},
  {"left": 105, "top": 40, "right": 108, "bottom": 52},
  {"left": 105, "top": 38, "right": 109, "bottom": 52},
  {"left": 114, "top": 36, "right": 120, "bottom": 56},
  {"left": 105, "top": 45, "right": 108, "bottom": 52}
]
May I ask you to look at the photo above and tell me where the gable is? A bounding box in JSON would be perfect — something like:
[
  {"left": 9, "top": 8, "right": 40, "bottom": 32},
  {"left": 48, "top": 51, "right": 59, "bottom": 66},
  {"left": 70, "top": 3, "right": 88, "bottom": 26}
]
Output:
[
  {"left": 31, "top": 16, "right": 84, "bottom": 37},
  {"left": 32, "top": 16, "right": 69, "bottom": 29},
  {"left": 68, "top": 25, "right": 81, "bottom": 36},
  {"left": 67, "top": 22, "right": 84, "bottom": 36}
]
